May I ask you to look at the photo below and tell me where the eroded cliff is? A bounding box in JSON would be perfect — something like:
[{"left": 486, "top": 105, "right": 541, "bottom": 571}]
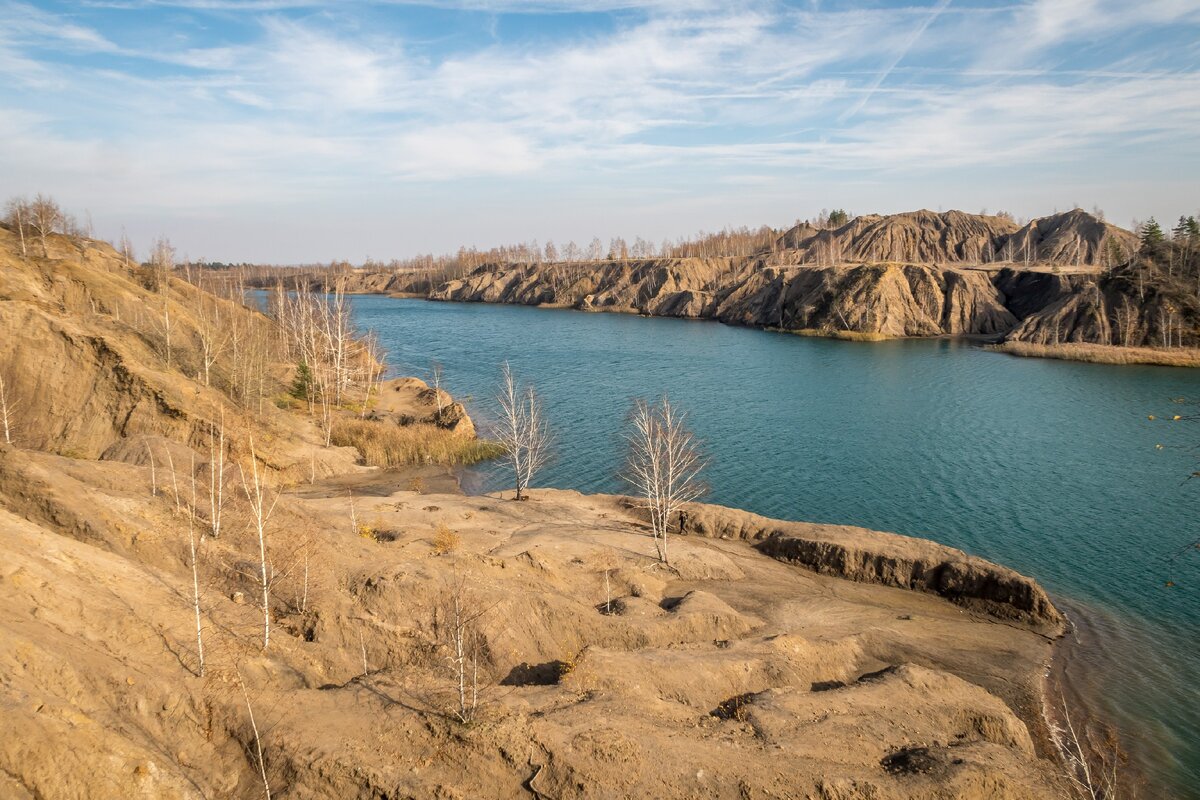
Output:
[{"left": 338, "top": 210, "right": 1196, "bottom": 355}]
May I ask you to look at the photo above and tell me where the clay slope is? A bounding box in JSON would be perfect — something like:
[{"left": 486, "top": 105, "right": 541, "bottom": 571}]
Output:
[
  {"left": 993, "top": 268, "right": 1200, "bottom": 349},
  {"left": 1000, "top": 209, "right": 1137, "bottom": 266},
  {"left": 0, "top": 226, "right": 360, "bottom": 479},
  {"left": 777, "top": 210, "right": 1020, "bottom": 264},
  {"left": 679, "top": 502, "right": 1064, "bottom": 635},
  {"left": 716, "top": 263, "right": 1019, "bottom": 336}
]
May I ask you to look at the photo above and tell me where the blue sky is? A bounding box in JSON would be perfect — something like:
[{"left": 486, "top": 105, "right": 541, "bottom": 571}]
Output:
[{"left": 2, "top": 0, "right": 1198, "bottom": 262}]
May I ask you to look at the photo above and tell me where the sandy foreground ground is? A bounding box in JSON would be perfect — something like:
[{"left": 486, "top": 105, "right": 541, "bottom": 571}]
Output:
[{"left": 0, "top": 443, "right": 1075, "bottom": 799}]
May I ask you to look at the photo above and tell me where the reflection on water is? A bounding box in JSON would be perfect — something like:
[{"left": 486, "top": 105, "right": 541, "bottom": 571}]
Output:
[{"left": 348, "top": 295, "right": 1200, "bottom": 797}]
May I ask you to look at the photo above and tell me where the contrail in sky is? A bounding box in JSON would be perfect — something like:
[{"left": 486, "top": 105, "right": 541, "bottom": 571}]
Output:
[{"left": 840, "top": 0, "right": 954, "bottom": 121}]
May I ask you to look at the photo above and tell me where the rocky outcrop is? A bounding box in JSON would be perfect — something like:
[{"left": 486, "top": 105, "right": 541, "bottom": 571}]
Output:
[
  {"left": 368, "top": 376, "right": 476, "bottom": 437},
  {"left": 335, "top": 210, "right": 1194, "bottom": 351},
  {"left": 678, "top": 501, "right": 1065, "bottom": 636},
  {"left": 425, "top": 259, "right": 1033, "bottom": 339},
  {"left": 992, "top": 267, "right": 1194, "bottom": 348},
  {"left": 715, "top": 263, "right": 1019, "bottom": 337}
]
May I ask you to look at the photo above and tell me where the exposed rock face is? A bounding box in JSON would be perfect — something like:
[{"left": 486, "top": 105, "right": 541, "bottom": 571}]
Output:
[
  {"left": 715, "top": 263, "right": 1019, "bottom": 337},
  {"left": 424, "top": 259, "right": 1042, "bottom": 339},
  {"left": 677, "top": 501, "right": 1065, "bottom": 636},
  {"left": 1001, "top": 209, "right": 1135, "bottom": 266}
]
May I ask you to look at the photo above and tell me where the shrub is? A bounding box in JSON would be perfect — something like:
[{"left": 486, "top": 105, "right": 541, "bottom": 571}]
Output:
[{"left": 432, "top": 522, "right": 460, "bottom": 554}]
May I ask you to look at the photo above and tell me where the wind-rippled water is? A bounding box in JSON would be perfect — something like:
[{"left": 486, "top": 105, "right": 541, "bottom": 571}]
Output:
[{"left": 349, "top": 295, "right": 1200, "bottom": 797}]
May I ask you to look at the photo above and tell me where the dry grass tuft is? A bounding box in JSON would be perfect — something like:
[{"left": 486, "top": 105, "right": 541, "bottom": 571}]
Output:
[
  {"left": 991, "top": 341, "right": 1200, "bottom": 368},
  {"left": 331, "top": 418, "right": 504, "bottom": 467},
  {"left": 776, "top": 327, "right": 893, "bottom": 342},
  {"left": 432, "top": 521, "right": 460, "bottom": 554}
]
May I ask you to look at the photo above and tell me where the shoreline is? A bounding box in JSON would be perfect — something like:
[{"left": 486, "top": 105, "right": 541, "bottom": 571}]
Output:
[
  {"left": 1046, "top": 598, "right": 1161, "bottom": 799},
  {"left": 990, "top": 340, "right": 1200, "bottom": 368},
  {"left": 372, "top": 291, "right": 1200, "bottom": 368}
]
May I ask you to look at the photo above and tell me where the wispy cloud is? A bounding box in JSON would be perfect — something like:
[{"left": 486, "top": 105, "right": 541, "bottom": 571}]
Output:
[{"left": 1, "top": 0, "right": 1197, "bottom": 260}]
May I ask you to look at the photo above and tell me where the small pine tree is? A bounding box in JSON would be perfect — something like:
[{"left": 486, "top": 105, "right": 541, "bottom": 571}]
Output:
[
  {"left": 290, "top": 362, "right": 313, "bottom": 400},
  {"left": 1187, "top": 216, "right": 1200, "bottom": 240},
  {"left": 1140, "top": 218, "right": 1168, "bottom": 263},
  {"left": 1173, "top": 216, "right": 1190, "bottom": 241},
  {"left": 1140, "top": 218, "right": 1166, "bottom": 249},
  {"left": 828, "top": 209, "right": 851, "bottom": 227}
]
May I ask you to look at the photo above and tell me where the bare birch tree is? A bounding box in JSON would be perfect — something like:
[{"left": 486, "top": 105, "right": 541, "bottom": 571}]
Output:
[
  {"left": 435, "top": 574, "right": 490, "bottom": 724},
  {"left": 269, "top": 279, "right": 375, "bottom": 428},
  {"left": 4, "top": 197, "right": 29, "bottom": 259},
  {"left": 119, "top": 229, "right": 134, "bottom": 269},
  {"left": 623, "top": 396, "right": 707, "bottom": 564},
  {"left": 1052, "top": 690, "right": 1120, "bottom": 800},
  {"left": 150, "top": 238, "right": 176, "bottom": 366},
  {"left": 236, "top": 668, "right": 272, "bottom": 799},
  {"left": 188, "top": 454, "right": 205, "bottom": 677},
  {"left": 29, "top": 194, "right": 63, "bottom": 257},
  {"left": 196, "top": 293, "right": 230, "bottom": 387},
  {"left": 356, "top": 332, "right": 386, "bottom": 418},
  {"left": 430, "top": 361, "right": 445, "bottom": 420},
  {"left": 145, "top": 437, "right": 158, "bottom": 496},
  {"left": 495, "top": 362, "right": 550, "bottom": 501},
  {"left": 208, "top": 412, "right": 227, "bottom": 539},
  {"left": 239, "top": 436, "right": 279, "bottom": 650},
  {"left": 0, "top": 373, "right": 18, "bottom": 445},
  {"left": 164, "top": 443, "right": 182, "bottom": 513}
]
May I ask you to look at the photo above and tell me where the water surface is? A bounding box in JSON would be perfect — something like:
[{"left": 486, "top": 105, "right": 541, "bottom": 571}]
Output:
[{"left": 350, "top": 296, "right": 1200, "bottom": 796}]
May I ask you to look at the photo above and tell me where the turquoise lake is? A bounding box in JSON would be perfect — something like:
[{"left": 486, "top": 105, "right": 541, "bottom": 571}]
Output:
[{"left": 348, "top": 295, "right": 1200, "bottom": 797}]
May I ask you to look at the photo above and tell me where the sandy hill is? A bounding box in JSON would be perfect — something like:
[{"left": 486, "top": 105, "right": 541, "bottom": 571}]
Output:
[
  {"left": 774, "top": 209, "right": 1137, "bottom": 268},
  {"left": 0, "top": 224, "right": 1086, "bottom": 798},
  {"left": 0, "top": 224, "right": 359, "bottom": 478}
]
